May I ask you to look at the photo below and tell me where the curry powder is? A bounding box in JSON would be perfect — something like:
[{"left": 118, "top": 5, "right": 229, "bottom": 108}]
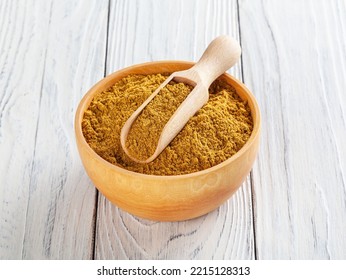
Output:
[{"left": 82, "top": 73, "right": 253, "bottom": 175}]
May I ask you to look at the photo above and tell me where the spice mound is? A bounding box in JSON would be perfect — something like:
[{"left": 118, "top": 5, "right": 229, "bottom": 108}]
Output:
[
  {"left": 82, "top": 73, "right": 253, "bottom": 176},
  {"left": 125, "top": 80, "right": 193, "bottom": 161}
]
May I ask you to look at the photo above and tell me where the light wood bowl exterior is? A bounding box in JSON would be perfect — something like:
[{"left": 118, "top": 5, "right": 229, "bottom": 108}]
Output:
[{"left": 75, "top": 61, "right": 261, "bottom": 221}]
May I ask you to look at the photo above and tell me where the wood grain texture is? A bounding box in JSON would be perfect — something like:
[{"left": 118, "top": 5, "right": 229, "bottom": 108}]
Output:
[
  {"left": 0, "top": 0, "right": 53, "bottom": 259},
  {"left": 0, "top": 0, "right": 108, "bottom": 259},
  {"left": 95, "top": 0, "right": 255, "bottom": 259},
  {"left": 3, "top": 0, "right": 344, "bottom": 261},
  {"left": 239, "top": 0, "right": 346, "bottom": 259},
  {"left": 96, "top": 178, "right": 254, "bottom": 259}
]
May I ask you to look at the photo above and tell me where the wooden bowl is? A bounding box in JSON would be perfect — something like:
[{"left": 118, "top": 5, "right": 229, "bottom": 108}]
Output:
[{"left": 75, "top": 61, "right": 261, "bottom": 221}]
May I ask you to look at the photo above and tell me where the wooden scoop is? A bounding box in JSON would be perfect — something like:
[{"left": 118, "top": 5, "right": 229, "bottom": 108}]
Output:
[{"left": 120, "top": 35, "right": 241, "bottom": 163}]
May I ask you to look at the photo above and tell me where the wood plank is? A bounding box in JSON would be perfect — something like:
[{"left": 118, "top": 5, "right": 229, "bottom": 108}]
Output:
[
  {"left": 0, "top": 0, "right": 53, "bottom": 259},
  {"left": 95, "top": 0, "right": 255, "bottom": 259},
  {"left": 0, "top": 0, "right": 109, "bottom": 259},
  {"left": 239, "top": 0, "right": 346, "bottom": 259}
]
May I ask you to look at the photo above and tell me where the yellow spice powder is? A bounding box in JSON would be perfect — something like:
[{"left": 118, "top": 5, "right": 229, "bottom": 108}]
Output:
[
  {"left": 125, "top": 81, "right": 193, "bottom": 160},
  {"left": 82, "top": 73, "right": 253, "bottom": 175}
]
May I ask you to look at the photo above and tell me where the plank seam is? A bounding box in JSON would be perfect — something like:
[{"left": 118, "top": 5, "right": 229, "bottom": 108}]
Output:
[
  {"left": 103, "top": 0, "right": 111, "bottom": 77},
  {"left": 92, "top": 0, "right": 111, "bottom": 260},
  {"left": 236, "top": 0, "right": 257, "bottom": 260},
  {"left": 21, "top": 0, "right": 54, "bottom": 259}
]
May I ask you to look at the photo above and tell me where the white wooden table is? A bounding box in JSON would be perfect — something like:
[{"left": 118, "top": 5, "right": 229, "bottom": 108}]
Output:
[{"left": 1, "top": 0, "right": 345, "bottom": 260}]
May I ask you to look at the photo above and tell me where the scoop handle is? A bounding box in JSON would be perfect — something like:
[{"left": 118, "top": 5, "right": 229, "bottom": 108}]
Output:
[{"left": 191, "top": 35, "right": 241, "bottom": 87}]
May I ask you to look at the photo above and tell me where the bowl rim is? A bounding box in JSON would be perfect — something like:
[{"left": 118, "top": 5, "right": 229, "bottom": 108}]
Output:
[{"left": 75, "top": 60, "right": 261, "bottom": 180}]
